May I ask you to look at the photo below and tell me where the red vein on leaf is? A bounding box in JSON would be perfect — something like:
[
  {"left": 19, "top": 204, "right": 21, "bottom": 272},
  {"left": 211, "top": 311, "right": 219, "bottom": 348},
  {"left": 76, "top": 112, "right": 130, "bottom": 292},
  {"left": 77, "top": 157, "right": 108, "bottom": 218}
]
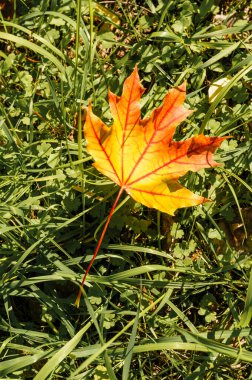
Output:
[
  {"left": 124, "top": 89, "right": 183, "bottom": 186},
  {"left": 126, "top": 138, "right": 221, "bottom": 187},
  {"left": 89, "top": 112, "right": 121, "bottom": 184},
  {"left": 128, "top": 186, "right": 203, "bottom": 201},
  {"left": 121, "top": 68, "right": 138, "bottom": 183}
]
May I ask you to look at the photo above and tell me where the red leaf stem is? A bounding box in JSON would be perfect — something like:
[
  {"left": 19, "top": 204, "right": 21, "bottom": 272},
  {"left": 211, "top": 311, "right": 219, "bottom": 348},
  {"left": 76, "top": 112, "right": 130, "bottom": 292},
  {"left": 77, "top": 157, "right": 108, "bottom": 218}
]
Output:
[{"left": 75, "top": 187, "right": 124, "bottom": 307}]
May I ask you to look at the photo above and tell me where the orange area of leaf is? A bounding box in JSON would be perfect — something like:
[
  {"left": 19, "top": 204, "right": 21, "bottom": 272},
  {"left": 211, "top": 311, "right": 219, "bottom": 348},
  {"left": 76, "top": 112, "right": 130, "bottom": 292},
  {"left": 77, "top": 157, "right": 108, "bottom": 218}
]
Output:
[{"left": 85, "top": 66, "right": 226, "bottom": 215}]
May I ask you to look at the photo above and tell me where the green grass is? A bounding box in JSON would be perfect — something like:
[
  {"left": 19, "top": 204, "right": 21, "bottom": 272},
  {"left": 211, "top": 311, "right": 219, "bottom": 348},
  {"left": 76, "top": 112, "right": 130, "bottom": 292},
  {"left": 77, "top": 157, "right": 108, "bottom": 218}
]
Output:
[{"left": 0, "top": 0, "right": 252, "bottom": 379}]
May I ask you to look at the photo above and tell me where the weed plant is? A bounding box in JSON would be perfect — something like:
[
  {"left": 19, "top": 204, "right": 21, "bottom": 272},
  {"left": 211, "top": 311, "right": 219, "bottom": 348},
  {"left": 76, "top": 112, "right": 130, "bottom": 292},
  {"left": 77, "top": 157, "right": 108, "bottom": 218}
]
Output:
[{"left": 0, "top": 0, "right": 251, "bottom": 379}]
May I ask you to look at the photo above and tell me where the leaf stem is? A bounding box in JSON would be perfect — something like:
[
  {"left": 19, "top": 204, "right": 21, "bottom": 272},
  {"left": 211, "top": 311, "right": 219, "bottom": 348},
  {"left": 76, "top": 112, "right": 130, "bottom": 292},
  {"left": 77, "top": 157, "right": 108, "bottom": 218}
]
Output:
[{"left": 75, "top": 187, "right": 124, "bottom": 307}]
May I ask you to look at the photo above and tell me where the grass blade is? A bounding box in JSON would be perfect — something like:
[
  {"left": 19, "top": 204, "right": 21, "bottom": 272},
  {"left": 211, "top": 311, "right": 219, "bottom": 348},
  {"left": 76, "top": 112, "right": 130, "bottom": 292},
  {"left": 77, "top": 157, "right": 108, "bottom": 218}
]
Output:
[
  {"left": 122, "top": 301, "right": 140, "bottom": 380},
  {"left": 239, "top": 268, "right": 252, "bottom": 328},
  {"left": 0, "top": 32, "right": 66, "bottom": 78},
  {"left": 33, "top": 323, "right": 93, "bottom": 380}
]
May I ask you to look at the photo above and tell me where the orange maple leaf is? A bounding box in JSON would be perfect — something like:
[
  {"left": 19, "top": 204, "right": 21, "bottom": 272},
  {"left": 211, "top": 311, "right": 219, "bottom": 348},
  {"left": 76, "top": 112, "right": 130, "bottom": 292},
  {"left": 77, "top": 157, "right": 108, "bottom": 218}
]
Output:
[{"left": 75, "top": 67, "right": 226, "bottom": 305}]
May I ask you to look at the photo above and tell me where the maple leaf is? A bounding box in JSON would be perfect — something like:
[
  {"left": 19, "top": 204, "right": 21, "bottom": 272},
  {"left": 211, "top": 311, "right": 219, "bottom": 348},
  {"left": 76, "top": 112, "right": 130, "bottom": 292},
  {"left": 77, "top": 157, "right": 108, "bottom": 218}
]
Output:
[
  {"left": 75, "top": 67, "right": 226, "bottom": 306},
  {"left": 85, "top": 66, "right": 225, "bottom": 215}
]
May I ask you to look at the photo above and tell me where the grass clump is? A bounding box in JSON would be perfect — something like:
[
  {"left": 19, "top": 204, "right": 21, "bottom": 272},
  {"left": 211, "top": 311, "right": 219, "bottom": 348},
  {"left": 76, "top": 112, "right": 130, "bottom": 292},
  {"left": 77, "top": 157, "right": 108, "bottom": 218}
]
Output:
[{"left": 0, "top": 0, "right": 251, "bottom": 379}]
